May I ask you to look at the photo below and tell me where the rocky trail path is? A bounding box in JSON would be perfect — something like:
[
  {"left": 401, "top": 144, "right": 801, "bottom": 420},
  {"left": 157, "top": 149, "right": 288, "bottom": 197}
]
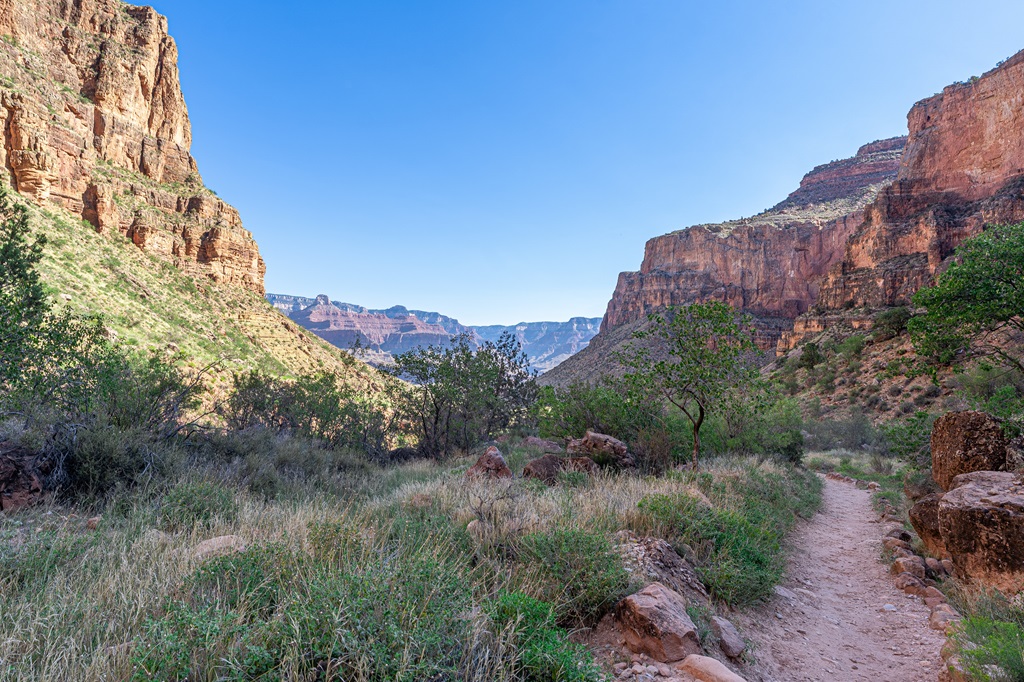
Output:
[{"left": 734, "top": 477, "right": 947, "bottom": 682}]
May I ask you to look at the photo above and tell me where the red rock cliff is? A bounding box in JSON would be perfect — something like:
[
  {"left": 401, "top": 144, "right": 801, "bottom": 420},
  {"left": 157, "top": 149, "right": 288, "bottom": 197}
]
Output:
[
  {"left": 0, "top": 0, "right": 265, "bottom": 292},
  {"left": 601, "top": 138, "right": 905, "bottom": 349},
  {"left": 816, "top": 50, "right": 1024, "bottom": 310}
]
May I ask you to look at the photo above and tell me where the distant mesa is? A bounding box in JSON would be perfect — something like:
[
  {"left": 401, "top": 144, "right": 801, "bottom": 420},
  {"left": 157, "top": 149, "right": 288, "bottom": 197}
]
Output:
[{"left": 266, "top": 293, "right": 600, "bottom": 372}]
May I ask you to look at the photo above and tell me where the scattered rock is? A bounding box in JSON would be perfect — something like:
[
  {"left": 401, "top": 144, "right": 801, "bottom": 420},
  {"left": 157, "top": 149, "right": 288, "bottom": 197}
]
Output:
[
  {"left": 929, "top": 603, "right": 961, "bottom": 631},
  {"left": 676, "top": 654, "right": 747, "bottom": 682},
  {"left": 616, "top": 582, "right": 701, "bottom": 662},
  {"left": 909, "top": 493, "right": 947, "bottom": 558},
  {"left": 938, "top": 470, "right": 1024, "bottom": 593},
  {"left": 925, "top": 557, "right": 946, "bottom": 577},
  {"left": 882, "top": 537, "right": 912, "bottom": 552},
  {"left": 711, "top": 616, "right": 745, "bottom": 658},
  {"left": 524, "top": 436, "right": 564, "bottom": 453},
  {"left": 465, "top": 446, "right": 513, "bottom": 480},
  {"left": 86, "top": 516, "right": 101, "bottom": 530},
  {"left": 192, "top": 535, "right": 246, "bottom": 562},
  {"left": 885, "top": 528, "right": 913, "bottom": 543},
  {"left": 931, "top": 411, "right": 1007, "bottom": 491},
  {"left": 893, "top": 572, "right": 928, "bottom": 596},
  {"left": 0, "top": 442, "right": 47, "bottom": 512},
  {"left": 890, "top": 556, "right": 926, "bottom": 580},
  {"left": 567, "top": 431, "right": 635, "bottom": 468},
  {"left": 522, "top": 454, "right": 597, "bottom": 484}
]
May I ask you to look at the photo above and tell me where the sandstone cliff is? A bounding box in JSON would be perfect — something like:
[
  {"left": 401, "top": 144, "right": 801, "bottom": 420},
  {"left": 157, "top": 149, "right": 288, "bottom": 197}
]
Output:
[
  {"left": 601, "top": 138, "right": 904, "bottom": 348},
  {"left": 815, "top": 51, "right": 1024, "bottom": 311},
  {"left": 0, "top": 0, "right": 265, "bottom": 292}
]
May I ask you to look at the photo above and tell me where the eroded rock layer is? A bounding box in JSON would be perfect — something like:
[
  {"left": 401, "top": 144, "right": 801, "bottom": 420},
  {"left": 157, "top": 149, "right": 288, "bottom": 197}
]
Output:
[
  {"left": 0, "top": 0, "right": 265, "bottom": 292},
  {"left": 601, "top": 138, "right": 905, "bottom": 349},
  {"left": 815, "top": 51, "right": 1024, "bottom": 311}
]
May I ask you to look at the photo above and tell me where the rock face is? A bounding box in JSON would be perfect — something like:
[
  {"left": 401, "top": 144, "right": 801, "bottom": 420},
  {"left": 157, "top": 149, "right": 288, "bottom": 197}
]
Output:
[
  {"left": 267, "top": 293, "right": 601, "bottom": 372},
  {"left": 931, "top": 411, "right": 1007, "bottom": 491},
  {"left": 938, "top": 471, "right": 1024, "bottom": 594},
  {"left": 600, "top": 138, "right": 905, "bottom": 349},
  {"left": 0, "top": 0, "right": 264, "bottom": 292},
  {"left": 815, "top": 51, "right": 1024, "bottom": 312},
  {"left": 909, "top": 493, "right": 947, "bottom": 558},
  {"left": 616, "top": 582, "right": 702, "bottom": 663}
]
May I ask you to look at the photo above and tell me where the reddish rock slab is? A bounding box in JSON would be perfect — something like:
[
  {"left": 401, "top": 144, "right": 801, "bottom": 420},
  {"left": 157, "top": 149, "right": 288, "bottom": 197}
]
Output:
[
  {"left": 615, "top": 582, "right": 701, "bottom": 663},
  {"left": 931, "top": 411, "right": 1007, "bottom": 491},
  {"left": 465, "top": 446, "right": 512, "bottom": 480}
]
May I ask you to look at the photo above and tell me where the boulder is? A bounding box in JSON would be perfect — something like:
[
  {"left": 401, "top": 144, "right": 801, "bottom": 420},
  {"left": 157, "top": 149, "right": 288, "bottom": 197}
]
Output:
[
  {"left": 465, "top": 447, "right": 512, "bottom": 480},
  {"left": 893, "top": 571, "right": 928, "bottom": 596},
  {"left": 567, "top": 431, "right": 635, "bottom": 468},
  {"left": 522, "top": 454, "right": 598, "bottom": 485},
  {"left": 615, "top": 531, "right": 709, "bottom": 604},
  {"left": 616, "top": 582, "right": 701, "bottom": 662},
  {"left": 710, "top": 616, "right": 745, "bottom": 658},
  {"left": 929, "top": 603, "right": 961, "bottom": 631},
  {"left": 676, "top": 654, "right": 747, "bottom": 682},
  {"left": 193, "top": 535, "right": 246, "bottom": 562},
  {"left": 890, "top": 556, "right": 926, "bottom": 580},
  {"left": 938, "top": 470, "right": 1024, "bottom": 593},
  {"left": 931, "top": 411, "right": 1007, "bottom": 491},
  {"left": 0, "top": 443, "right": 46, "bottom": 512},
  {"left": 908, "top": 493, "right": 947, "bottom": 558},
  {"left": 524, "top": 436, "right": 564, "bottom": 453}
]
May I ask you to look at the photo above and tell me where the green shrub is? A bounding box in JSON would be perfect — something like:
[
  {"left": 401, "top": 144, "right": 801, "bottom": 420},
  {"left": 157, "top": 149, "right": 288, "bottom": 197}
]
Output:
[
  {"left": 159, "top": 481, "right": 237, "bottom": 531},
  {"left": 956, "top": 617, "right": 1024, "bottom": 681},
  {"left": 880, "top": 411, "right": 936, "bottom": 466},
  {"left": 874, "top": 307, "right": 911, "bottom": 341},
  {"left": 487, "top": 592, "right": 603, "bottom": 682},
  {"left": 797, "top": 342, "right": 823, "bottom": 369},
  {"left": 519, "top": 528, "right": 630, "bottom": 625},
  {"left": 536, "top": 380, "right": 662, "bottom": 452}
]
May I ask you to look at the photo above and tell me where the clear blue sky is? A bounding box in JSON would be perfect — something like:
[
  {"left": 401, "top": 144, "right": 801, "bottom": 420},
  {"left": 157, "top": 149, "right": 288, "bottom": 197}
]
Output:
[{"left": 148, "top": 0, "right": 1024, "bottom": 326}]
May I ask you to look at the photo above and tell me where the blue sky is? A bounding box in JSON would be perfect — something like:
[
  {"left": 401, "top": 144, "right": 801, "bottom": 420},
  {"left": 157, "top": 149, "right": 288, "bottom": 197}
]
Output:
[{"left": 148, "top": 0, "right": 1024, "bottom": 326}]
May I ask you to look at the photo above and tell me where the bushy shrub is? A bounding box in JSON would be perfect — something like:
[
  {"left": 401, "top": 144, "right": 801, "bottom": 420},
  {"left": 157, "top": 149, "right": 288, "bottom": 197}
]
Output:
[
  {"left": 487, "top": 591, "right": 603, "bottom": 682},
  {"left": 536, "top": 380, "right": 660, "bottom": 446},
  {"left": 880, "top": 411, "right": 936, "bottom": 467},
  {"left": 519, "top": 529, "right": 630, "bottom": 625},
  {"left": 159, "top": 481, "right": 238, "bottom": 531},
  {"left": 874, "top": 307, "right": 911, "bottom": 341},
  {"left": 797, "top": 342, "right": 823, "bottom": 369},
  {"left": 803, "top": 409, "right": 881, "bottom": 452}
]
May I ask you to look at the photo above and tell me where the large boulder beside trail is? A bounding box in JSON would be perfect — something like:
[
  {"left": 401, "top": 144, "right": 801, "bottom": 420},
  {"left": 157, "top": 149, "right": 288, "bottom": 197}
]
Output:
[
  {"left": 465, "top": 446, "right": 512, "bottom": 480},
  {"left": 931, "top": 411, "right": 1007, "bottom": 491},
  {"left": 938, "top": 470, "right": 1024, "bottom": 594},
  {"left": 522, "top": 454, "right": 598, "bottom": 485},
  {"left": 567, "top": 430, "right": 635, "bottom": 468},
  {"left": 908, "top": 493, "right": 947, "bottom": 558},
  {"left": 615, "top": 582, "right": 702, "bottom": 663}
]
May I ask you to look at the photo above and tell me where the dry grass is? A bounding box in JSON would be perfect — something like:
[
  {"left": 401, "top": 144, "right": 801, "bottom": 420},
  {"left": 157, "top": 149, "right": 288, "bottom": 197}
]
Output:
[{"left": 0, "top": 451, "right": 819, "bottom": 681}]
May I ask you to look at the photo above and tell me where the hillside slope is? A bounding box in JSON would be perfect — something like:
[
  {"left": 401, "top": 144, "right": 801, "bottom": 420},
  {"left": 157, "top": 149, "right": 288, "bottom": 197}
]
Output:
[{"left": 0, "top": 0, "right": 370, "bottom": 383}]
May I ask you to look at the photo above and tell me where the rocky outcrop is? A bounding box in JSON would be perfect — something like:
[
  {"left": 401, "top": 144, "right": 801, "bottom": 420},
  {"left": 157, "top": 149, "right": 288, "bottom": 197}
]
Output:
[
  {"left": 600, "top": 138, "right": 905, "bottom": 349},
  {"left": 938, "top": 470, "right": 1024, "bottom": 594},
  {"left": 931, "top": 411, "right": 1007, "bottom": 491},
  {"left": 813, "top": 50, "right": 1024, "bottom": 312},
  {"left": 522, "top": 454, "right": 598, "bottom": 484},
  {"left": 0, "top": 0, "right": 264, "bottom": 292}
]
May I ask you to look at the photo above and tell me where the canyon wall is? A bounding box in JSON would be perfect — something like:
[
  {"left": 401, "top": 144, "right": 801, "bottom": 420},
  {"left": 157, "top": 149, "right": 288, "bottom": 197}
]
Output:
[
  {"left": 600, "top": 137, "right": 905, "bottom": 349},
  {"left": 815, "top": 51, "right": 1024, "bottom": 311},
  {"left": 0, "top": 0, "right": 264, "bottom": 292}
]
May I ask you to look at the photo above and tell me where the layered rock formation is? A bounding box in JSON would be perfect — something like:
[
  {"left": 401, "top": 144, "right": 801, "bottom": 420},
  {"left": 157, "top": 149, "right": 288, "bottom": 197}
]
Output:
[
  {"left": 268, "top": 293, "right": 601, "bottom": 371},
  {"left": 289, "top": 295, "right": 455, "bottom": 355},
  {"left": 601, "top": 137, "right": 905, "bottom": 345},
  {"left": 815, "top": 51, "right": 1024, "bottom": 311},
  {"left": 0, "top": 0, "right": 264, "bottom": 292}
]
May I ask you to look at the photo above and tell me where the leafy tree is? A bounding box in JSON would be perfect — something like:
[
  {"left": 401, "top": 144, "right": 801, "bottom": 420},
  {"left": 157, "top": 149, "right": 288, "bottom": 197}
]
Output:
[
  {"left": 910, "top": 223, "right": 1024, "bottom": 372},
  {"left": 388, "top": 332, "right": 536, "bottom": 459},
  {"left": 619, "top": 301, "right": 761, "bottom": 469},
  {"left": 0, "top": 185, "right": 47, "bottom": 387},
  {"left": 797, "top": 342, "right": 823, "bottom": 370}
]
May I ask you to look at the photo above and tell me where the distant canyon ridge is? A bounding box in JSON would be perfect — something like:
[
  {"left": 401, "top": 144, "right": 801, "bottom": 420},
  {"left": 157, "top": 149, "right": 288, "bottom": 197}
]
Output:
[{"left": 267, "top": 294, "right": 600, "bottom": 372}]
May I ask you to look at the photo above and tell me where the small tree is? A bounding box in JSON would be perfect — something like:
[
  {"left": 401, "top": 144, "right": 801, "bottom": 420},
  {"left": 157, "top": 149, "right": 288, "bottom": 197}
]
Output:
[
  {"left": 619, "top": 301, "right": 760, "bottom": 469},
  {"left": 910, "top": 222, "right": 1024, "bottom": 372}
]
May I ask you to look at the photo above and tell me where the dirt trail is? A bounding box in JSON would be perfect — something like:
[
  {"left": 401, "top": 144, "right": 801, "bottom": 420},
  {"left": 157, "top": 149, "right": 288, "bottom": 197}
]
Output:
[{"left": 735, "top": 477, "right": 947, "bottom": 682}]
